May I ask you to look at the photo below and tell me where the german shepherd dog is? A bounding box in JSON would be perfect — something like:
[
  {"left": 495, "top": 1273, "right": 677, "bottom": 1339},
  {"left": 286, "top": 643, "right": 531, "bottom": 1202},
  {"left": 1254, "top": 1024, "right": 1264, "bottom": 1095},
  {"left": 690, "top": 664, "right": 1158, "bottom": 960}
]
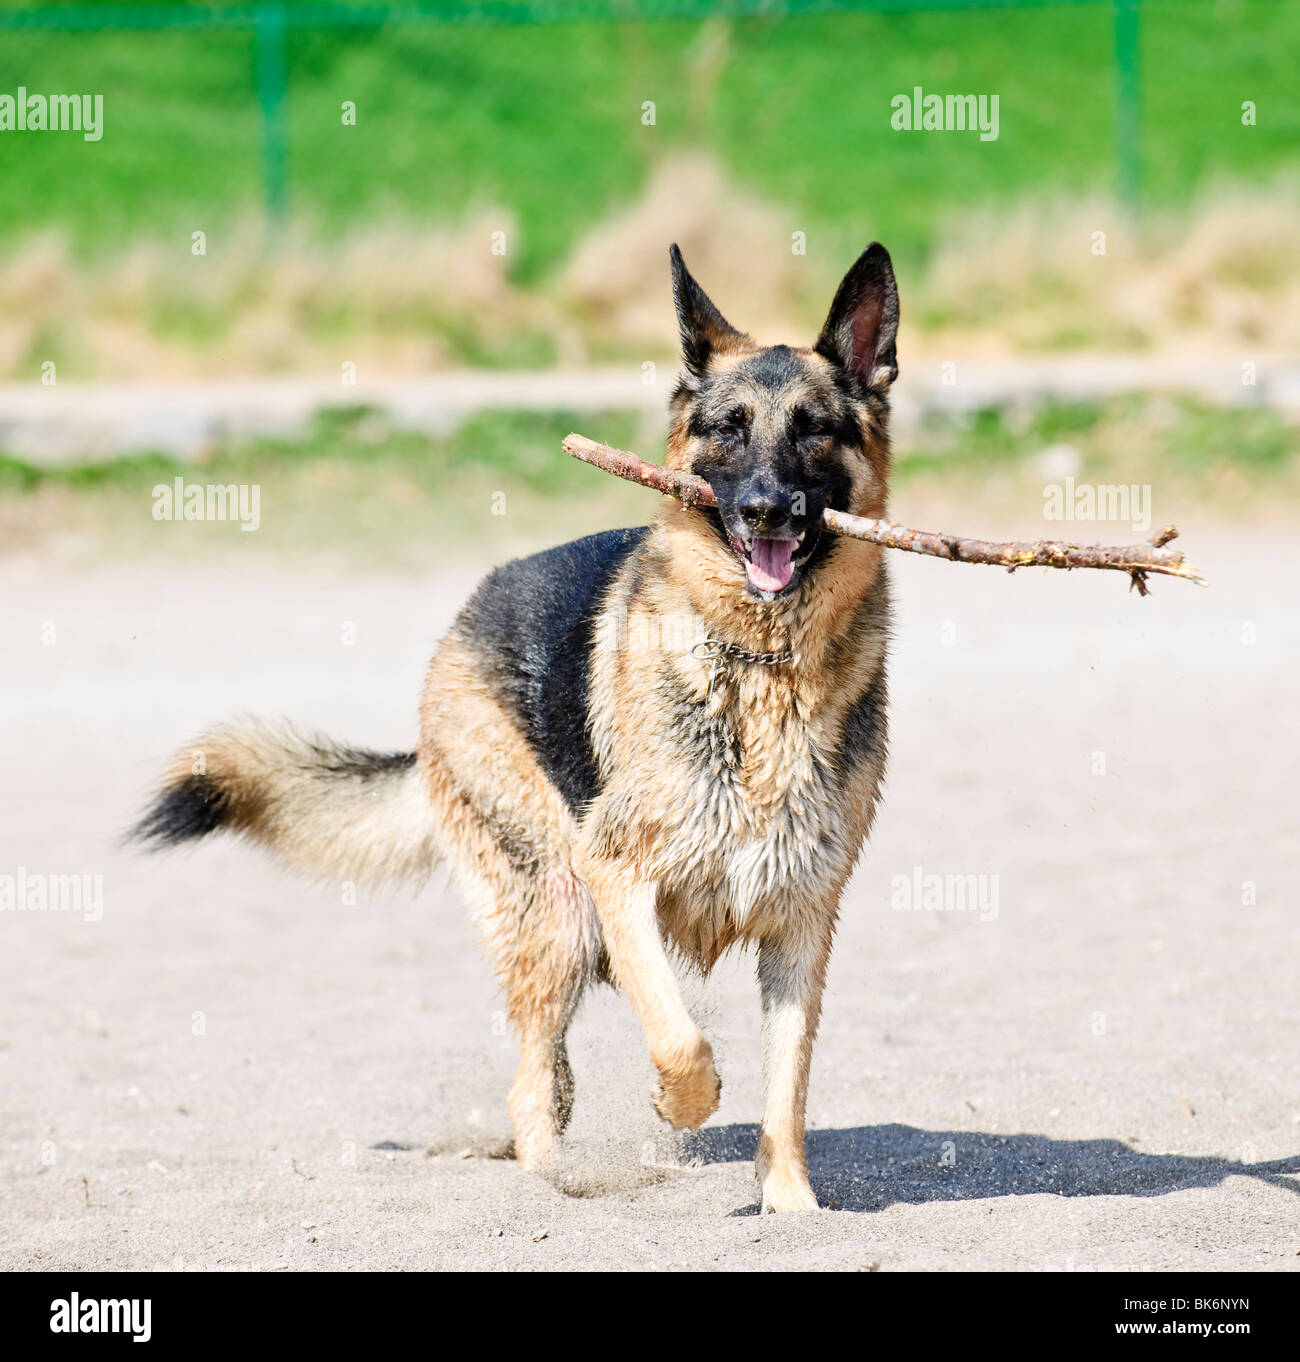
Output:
[{"left": 135, "top": 243, "right": 897, "bottom": 1213}]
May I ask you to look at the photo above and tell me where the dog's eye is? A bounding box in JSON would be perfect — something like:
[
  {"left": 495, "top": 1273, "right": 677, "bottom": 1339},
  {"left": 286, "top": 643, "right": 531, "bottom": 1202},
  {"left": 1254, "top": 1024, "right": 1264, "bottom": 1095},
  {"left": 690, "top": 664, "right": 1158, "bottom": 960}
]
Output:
[
  {"left": 792, "top": 409, "right": 831, "bottom": 441},
  {"left": 713, "top": 421, "right": 743, "bottom": 443}
]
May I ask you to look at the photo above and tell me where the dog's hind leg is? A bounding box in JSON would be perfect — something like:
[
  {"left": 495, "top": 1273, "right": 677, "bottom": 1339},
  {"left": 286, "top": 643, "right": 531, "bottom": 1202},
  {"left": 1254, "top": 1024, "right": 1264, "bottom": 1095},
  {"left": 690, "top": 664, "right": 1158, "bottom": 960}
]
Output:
[
  {"left": 508, "top": 989, "right": 580, "bottom": 1170},
  {"left": 502, "top": 868, "right": 598, "bottom": 1169},
  {"left": 420, "top": 640, "right": 601, "bottom": 1169}
]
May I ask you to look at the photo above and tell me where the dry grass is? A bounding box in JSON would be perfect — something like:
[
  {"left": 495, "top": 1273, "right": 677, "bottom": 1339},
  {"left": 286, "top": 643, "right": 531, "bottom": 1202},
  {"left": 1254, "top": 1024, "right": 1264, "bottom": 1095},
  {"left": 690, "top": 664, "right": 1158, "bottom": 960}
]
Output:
[
  {"left": 916, "top": 179, "right": 1300, "bottom": 358},
  {"left": 558, "top": 152, "right": 819, "bottom": 351},
  {"left": 0, "top": 211, "right": 563, "bottom": 381},
  {"left": 2, "top": 159, "right": 1297, "bottom": 381}
]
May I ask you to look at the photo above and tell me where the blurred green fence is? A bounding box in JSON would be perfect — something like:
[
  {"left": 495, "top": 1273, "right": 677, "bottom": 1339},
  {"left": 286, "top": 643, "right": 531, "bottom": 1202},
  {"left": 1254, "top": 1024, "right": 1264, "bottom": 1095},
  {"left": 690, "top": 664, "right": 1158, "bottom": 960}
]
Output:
[{"left": 0, "top": 0, "right": 1149, "bottom": 225}]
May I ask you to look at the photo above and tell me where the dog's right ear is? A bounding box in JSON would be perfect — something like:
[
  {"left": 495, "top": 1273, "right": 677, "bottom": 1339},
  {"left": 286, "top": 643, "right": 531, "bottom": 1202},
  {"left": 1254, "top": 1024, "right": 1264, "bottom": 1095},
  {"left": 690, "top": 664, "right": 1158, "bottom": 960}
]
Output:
[{"left": 670, "top": 244, "right": 747, "bottom": 380}]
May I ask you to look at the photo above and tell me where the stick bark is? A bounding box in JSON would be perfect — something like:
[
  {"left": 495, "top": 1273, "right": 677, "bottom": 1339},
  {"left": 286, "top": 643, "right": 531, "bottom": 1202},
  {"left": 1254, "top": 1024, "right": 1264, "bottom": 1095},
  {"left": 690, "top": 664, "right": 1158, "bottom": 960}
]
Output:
[{"left": 563, "top": 433, "right": 1205, "bottom": 593}]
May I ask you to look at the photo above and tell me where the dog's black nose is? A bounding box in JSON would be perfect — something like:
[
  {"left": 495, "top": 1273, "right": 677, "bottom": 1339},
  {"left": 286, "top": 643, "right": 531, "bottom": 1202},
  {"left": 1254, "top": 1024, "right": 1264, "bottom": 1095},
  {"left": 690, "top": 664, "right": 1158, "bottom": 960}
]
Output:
[{"left": 737, "top": 489, "right": 791, "bottom": 535}]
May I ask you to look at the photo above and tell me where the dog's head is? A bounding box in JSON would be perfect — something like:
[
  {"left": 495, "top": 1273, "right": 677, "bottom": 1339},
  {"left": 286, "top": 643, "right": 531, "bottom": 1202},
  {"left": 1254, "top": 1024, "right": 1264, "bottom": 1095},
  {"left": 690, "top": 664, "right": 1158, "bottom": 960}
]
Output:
[{"left": 665, "top": 243, "right": 898, "bottom": 601}]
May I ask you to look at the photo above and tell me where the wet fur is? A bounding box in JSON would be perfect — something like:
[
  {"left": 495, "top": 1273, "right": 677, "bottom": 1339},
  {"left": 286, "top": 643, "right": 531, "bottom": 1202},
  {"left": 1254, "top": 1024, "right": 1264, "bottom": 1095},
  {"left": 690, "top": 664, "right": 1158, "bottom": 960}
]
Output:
[{"left": 134, "top": 244, "right": 900, "bottom": 1212}]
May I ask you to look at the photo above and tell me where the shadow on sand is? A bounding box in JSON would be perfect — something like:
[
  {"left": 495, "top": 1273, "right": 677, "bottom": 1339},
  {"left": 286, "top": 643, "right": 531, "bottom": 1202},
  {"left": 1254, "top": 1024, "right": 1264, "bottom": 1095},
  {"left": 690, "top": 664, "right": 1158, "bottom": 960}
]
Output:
[{"left": 683, "top": 1123, "right": 1300, "bottom": 1214}]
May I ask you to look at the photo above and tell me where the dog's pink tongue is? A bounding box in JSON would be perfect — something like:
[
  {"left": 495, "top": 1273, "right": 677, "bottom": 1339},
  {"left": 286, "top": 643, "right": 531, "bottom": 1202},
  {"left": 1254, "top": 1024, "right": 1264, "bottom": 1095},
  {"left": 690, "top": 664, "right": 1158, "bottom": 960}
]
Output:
[{"left": 746, "top": 538, "right": 797, "bottom": 593}]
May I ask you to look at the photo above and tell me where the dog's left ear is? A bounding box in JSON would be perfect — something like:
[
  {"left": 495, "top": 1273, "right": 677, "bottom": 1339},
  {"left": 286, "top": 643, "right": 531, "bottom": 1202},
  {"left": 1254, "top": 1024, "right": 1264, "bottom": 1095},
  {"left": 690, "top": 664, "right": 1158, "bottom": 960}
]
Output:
[
  {"left": 814, "top": 243, "right": 899, "bottom": 392},
  {"left": 670, "top": 243, "right": 748, "bottom": 379}
]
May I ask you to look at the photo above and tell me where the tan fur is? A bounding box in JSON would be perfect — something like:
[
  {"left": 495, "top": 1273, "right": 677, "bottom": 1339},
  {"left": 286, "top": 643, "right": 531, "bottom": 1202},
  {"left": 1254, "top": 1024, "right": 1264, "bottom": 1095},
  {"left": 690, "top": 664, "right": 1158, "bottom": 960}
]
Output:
[
  {"left": 141, "top": 251, "right": 898, "bottom": 1212},
  {"left": 167, "top": 721, "right": 440, "bottom": 888},
  {"left": 389, "top": 385, "right": 889, "bottom": 1201},
  {"left": 557, "top": 357, "right": 890, "bottom": 1207}
]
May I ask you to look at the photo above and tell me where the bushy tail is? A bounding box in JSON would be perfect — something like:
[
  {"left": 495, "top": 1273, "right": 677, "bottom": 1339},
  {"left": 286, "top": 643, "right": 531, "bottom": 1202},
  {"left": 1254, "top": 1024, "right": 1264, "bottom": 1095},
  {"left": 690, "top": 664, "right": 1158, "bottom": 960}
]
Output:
[{"left": 132, "top": 719, "right": 440, "bottom": 887}]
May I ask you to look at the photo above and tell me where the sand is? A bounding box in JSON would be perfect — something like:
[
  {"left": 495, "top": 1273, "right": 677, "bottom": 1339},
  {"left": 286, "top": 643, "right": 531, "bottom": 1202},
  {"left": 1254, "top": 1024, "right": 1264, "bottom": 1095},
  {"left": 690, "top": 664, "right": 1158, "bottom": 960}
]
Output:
[{"left": 2, "top": 528, "right": 1297, "bottom": 1271}]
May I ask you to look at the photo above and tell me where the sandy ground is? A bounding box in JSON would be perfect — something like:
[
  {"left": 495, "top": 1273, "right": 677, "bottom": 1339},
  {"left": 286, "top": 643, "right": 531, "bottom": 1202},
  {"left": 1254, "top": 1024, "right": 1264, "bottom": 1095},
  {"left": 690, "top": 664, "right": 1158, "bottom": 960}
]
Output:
[{"left": 1, "top": 526, "right": 1298, "bottom": 1272}]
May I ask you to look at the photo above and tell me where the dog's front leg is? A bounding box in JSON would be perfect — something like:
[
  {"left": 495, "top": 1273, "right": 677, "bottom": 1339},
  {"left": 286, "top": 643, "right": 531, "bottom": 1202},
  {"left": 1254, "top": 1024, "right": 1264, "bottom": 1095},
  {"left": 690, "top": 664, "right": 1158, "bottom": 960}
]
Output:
[
  {"left": 755, "top": 917, "right": 836, "bottom": 1212},
  {"left": 578, "top": 855, "right": 720, "bottom": 1130}
]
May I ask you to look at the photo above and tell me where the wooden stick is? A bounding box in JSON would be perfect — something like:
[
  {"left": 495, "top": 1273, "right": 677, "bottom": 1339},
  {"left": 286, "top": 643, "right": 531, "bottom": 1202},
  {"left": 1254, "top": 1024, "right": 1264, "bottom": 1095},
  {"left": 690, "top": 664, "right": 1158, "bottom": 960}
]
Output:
[{"left": 563, "top": 433, "right": 1206, "bottom": 593}]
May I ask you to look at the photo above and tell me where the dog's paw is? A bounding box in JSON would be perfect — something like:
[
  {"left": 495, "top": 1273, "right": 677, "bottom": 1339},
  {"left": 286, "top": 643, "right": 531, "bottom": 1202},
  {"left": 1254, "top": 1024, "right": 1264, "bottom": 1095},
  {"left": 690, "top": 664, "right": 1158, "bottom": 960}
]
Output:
[
  {"left": 759, "top": 1165, "right": 819, "bottom": 1213},
  {"left": 651, "top": 1036, "right": 721, "bottom": 1131},
  {"left": 511, "top": 1127, "right": 559, "bottom": 1173}
]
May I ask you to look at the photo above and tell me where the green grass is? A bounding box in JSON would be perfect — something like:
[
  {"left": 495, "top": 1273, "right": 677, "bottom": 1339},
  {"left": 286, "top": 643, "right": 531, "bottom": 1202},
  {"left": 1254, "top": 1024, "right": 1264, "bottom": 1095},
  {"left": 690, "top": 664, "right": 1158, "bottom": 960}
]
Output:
[
  {"left": 0, "top": 406, "right": 643, "bottom": 495},
  {"left": 2, "top": 399, "right": 1291, "bottom": 568},
  {"left": 0, "top": 2, "right": 1295, "bottom": 280},
  {"left": 0, "top": 406, "right": 657, "bottom": 562},
  {"left": 897, "top": 396, "right": 1297, "bottom": 477},
  {"left": 0, "top": 395, "right": 1290, "bottom": 496}
]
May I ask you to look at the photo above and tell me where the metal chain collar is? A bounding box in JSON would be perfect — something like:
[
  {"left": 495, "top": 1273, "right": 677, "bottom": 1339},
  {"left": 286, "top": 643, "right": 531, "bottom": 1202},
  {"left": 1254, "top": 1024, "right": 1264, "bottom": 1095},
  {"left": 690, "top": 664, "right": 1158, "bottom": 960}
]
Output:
[{"left": 690, "top": 634, "right": 796, "bottom": 698}]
